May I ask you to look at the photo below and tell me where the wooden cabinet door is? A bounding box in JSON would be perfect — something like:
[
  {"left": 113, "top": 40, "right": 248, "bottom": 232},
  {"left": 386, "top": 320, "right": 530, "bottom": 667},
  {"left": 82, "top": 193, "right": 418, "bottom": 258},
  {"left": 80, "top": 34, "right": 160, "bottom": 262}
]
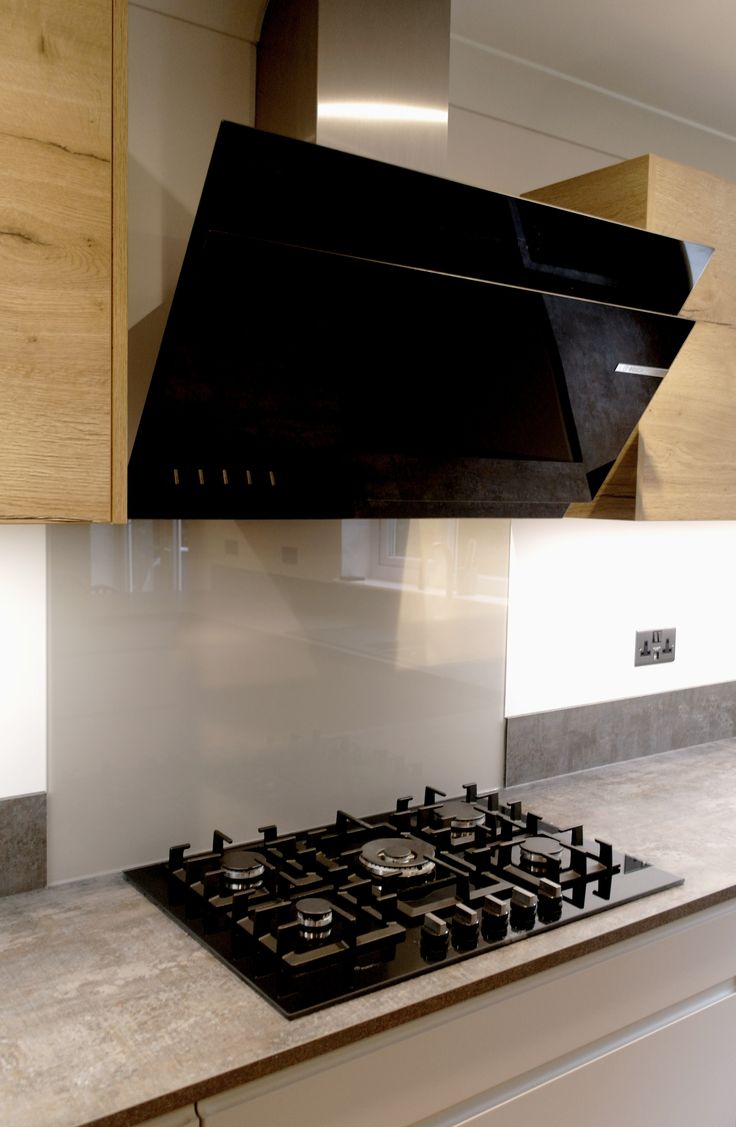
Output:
[{"left": 0, "top": 0, "right": 126, "bottom": 521}]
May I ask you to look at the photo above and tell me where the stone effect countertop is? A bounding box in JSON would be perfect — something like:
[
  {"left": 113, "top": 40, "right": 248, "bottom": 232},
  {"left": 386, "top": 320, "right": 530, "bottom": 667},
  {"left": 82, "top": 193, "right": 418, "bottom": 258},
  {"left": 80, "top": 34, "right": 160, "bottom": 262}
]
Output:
[{"left": 3, "top": 738, "right": 736, "bottom": 1127}]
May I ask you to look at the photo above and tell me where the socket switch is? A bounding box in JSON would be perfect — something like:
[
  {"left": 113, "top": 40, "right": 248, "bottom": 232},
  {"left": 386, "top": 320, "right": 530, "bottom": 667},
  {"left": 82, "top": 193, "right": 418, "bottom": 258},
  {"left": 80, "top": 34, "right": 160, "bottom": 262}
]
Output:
[{"left": 635, "top": 628, "right": 676, "bottom": 666}]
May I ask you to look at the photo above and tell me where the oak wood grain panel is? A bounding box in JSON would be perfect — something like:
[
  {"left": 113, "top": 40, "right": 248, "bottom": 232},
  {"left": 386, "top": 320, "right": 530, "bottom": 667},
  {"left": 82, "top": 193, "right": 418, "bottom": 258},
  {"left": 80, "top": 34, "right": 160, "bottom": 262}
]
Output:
[
  {"left": 111, "top": 0, "right": 127, "bottom": 523},
  {"left": 0, "top": 0, "right": 113, "bottom": 520},
  {"left": 636, "top": 321, "right": 736, "bottom": 519},
  {"left": 522, "top": 155, "right": 651, "bottom": 230},
  {"left": 524, "top": 154, "right": 736, "bottom": 327},
  {"left": 646, "top": 154, "right": 736, "bottom": 326}
]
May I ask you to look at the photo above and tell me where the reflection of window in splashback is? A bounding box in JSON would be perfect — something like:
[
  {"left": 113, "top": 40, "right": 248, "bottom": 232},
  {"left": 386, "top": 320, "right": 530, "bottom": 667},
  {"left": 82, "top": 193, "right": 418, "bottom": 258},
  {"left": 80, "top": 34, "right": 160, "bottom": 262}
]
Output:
[
  {"left": 46, "top": 519, "right": 510, "bottom": 884},
  {"left": 90, "top": 521, "right": 188, "bottom": 594},
  {"left": 341, "top": 519, "right": 509, "bottom": 601}
]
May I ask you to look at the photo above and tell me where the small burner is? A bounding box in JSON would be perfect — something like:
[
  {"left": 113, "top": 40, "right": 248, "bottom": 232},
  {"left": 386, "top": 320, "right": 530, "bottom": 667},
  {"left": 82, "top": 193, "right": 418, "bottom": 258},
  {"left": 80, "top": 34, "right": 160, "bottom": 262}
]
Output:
[
  {"left": 360, "top": 835, "right": 436, "bottom": 880},
  {"left": 436, "top": 798, "right": 485, "bottom": 836},
  {"left": 296, "top": 896, "right": 333, "bottom": 941},
  {"left": 220, "top": 848, "right": 266, "bottom": 891},
  {"left": 519, "top": 836, "right": 564, "bottom": 876}
]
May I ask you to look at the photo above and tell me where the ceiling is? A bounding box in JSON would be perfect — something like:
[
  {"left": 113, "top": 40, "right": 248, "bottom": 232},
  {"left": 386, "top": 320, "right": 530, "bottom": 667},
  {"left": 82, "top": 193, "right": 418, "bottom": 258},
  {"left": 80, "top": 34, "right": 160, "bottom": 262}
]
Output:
[{"left": 452, "top": 0, "right": 736, "bottom": 139}]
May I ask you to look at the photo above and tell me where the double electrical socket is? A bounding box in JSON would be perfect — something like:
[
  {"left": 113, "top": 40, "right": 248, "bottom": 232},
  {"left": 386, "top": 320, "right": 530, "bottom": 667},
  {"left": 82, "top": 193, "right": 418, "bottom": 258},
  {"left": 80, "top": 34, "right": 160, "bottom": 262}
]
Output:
[{"left": 635, "top": 628, "right": 676, "bottom": 666}]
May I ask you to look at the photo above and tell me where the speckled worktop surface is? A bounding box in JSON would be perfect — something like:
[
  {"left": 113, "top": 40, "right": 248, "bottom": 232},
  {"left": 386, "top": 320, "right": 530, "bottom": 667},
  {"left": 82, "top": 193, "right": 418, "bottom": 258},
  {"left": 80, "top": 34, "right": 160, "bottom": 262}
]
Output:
[{"left": 4, "top": 738, "right": 736, "bottom": 1127}]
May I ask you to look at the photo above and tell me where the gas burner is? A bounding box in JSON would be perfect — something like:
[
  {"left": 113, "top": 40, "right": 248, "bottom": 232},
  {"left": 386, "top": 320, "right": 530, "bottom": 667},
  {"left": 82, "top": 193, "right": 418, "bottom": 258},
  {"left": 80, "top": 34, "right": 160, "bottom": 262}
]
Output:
[
  {"left": 359, "top": 835, "right": 436, "bottom": 880},
  {"left": 296, "top": 896, "right": 333, "bottom": 941},
  {"left": 220, "top": 848, "right": 266, "bottom": 891},
  {"left": 519, "top": 836, "right": 564, "bottom": 877},
  {"left": 435, "top": 797, "right": 485, "bottom": 838}
]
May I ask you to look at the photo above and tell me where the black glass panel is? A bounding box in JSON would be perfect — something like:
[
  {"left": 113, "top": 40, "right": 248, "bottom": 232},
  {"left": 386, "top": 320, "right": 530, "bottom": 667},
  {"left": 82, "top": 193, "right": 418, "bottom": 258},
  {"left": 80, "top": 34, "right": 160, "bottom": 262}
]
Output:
[
  {"left": 184, "top": 123, "right": 709, "bottom": 314},
  {"left": 129, "top": 122, "right": 700, "bottom": 519}
]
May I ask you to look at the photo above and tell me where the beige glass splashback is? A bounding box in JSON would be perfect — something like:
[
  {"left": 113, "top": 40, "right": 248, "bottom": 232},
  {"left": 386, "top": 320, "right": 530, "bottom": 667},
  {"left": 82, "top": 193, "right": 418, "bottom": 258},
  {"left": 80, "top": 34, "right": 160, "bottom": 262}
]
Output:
[{"left": 47, "top": 518, "right": 509, "bottom": 883}]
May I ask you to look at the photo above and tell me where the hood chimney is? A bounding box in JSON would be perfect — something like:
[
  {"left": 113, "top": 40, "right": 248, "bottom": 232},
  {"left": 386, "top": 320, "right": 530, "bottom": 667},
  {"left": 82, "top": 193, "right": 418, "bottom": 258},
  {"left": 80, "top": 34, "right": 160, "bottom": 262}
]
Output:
[{"left": 255, "top": 0, "right": 450, "bottom": 177}]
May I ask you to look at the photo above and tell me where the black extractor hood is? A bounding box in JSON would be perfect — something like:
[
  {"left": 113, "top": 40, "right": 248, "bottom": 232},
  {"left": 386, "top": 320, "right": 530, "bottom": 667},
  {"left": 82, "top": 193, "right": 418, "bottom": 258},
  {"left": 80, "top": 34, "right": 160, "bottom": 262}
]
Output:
[{"left": 128, "top": 122, "right": 709, "bottom": 519}]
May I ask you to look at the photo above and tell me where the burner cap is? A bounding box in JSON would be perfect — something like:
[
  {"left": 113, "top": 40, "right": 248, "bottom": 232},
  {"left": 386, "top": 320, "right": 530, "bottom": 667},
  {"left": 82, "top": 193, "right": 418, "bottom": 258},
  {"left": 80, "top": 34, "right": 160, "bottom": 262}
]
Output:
[
  {"left": 519, "top": 836, "right": 563, "bottom": 875},
  {"left": 296, "top": 897, "right": 333, "bottom": 927},
  {"left": 221, "top": 849, "right": 266, "bottom": 887},
  {"left": 436, "top": 798, "right": 485, "bottom": 831},
  {"left": 296, "top": 896, "right": 333, "bottom": 941},
  {"left": 360, "top": 835, "right": 436, "bottom": 880}
]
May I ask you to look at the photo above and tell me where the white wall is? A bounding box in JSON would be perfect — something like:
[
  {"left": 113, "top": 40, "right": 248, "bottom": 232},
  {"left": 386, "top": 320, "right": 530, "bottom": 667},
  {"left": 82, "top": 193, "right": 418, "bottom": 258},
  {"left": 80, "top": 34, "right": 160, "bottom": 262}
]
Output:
[
  {"left": 0, "top": 528, "right": 46, "bottom": 799},
  {"left": 448, "top": 34, "right": 736, "bottom": 196},
  {"left": 127, "top": 0, "right": 258, "bottom": 447},
  {"left": 128, "top": 0, "right": 257, "bottom": 328},
  {"left": 506, "top": 520, "right": 736, "bottom": 716}
]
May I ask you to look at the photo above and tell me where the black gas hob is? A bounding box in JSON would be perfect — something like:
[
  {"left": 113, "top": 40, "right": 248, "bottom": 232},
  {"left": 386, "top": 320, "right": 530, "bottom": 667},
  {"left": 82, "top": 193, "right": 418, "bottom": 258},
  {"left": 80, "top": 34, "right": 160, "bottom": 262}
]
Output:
[{"left": 123, "top": 785, "right": 683, "bottom": 1018}]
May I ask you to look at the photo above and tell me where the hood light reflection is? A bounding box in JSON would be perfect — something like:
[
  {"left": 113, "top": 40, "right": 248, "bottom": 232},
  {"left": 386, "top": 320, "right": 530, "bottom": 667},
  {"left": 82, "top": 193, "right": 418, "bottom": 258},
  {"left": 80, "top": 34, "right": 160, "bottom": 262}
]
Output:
[{"left": 317, "top": 101, "right": 448, "bottom": 124}]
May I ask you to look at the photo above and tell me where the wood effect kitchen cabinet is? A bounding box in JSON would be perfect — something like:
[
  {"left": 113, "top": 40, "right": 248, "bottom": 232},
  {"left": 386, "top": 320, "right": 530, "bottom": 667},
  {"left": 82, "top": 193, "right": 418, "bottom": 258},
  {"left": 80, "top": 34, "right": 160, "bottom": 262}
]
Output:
[
  {"left": 0, "top": 0, "right": 126, "bottom": 522},
  {"left": 197, "top": 902, "right": 736, "bottom": 1127},
  {"left": 524, "top": 154, "right": 736, "bottom": 522}
]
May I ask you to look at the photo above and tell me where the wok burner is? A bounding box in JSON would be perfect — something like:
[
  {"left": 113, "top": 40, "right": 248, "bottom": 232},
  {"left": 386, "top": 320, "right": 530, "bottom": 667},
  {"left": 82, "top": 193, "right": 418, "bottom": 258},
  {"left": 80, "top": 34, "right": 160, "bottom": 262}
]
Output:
[{"left": 124, "top": 784, "right": 683, "bottom": 1018}]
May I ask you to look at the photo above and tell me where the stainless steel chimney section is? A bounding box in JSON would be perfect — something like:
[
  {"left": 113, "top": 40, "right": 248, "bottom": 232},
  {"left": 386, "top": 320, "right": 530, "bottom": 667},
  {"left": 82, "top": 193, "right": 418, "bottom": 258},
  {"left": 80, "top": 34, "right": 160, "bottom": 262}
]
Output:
[{"left": 256, "top": 0, "right": 450, "bottom": 176}]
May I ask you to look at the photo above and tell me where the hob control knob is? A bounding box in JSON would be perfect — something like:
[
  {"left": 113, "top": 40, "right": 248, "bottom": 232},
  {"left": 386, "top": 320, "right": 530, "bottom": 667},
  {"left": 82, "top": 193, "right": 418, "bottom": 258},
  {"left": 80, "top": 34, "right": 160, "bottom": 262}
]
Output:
[
  {"left": 539, "top": 877, "right": 562, "bottom": 898},
  {"left": 510, "top": 886, "right": 537, "bottom": 931},
  {"left": 482, "top": 893, "right": 509, "bottom": 940},
  {"left": 452, "top": 903, "right": 480, "bottom": 950},
  {"left": 511, "top": 887, "right": 538, "bottom": 911},
  {"left": 483, "top": 893, "right": 510, "bottom": 919},
  {"left": 538, "top": 878, "right": 563, "bottom": 923},
  {"left": 420, "top": 911, "right": 450, "bottom": 962}
]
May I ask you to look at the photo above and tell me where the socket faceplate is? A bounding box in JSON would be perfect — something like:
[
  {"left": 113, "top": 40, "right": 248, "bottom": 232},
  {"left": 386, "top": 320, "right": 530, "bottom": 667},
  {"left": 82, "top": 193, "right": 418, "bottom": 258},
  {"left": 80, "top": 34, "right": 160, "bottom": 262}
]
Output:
[{"left": 635, "top": 628, "right": 676, "bottom": 666}]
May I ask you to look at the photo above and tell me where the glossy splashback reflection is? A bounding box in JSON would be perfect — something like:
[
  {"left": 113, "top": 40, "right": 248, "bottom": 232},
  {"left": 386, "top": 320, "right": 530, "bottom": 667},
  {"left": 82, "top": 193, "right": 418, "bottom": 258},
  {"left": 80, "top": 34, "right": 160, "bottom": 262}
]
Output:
[{"left": 47, "top": 519, "right": 509, "bottom": 883}]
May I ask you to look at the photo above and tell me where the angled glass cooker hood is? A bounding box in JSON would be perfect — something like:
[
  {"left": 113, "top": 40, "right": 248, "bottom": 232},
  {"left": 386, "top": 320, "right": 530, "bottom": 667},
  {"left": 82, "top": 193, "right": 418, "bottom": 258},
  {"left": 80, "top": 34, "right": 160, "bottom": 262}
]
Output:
[{"left": 128, "top": 123, "right": 708, "bottom": 519}]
